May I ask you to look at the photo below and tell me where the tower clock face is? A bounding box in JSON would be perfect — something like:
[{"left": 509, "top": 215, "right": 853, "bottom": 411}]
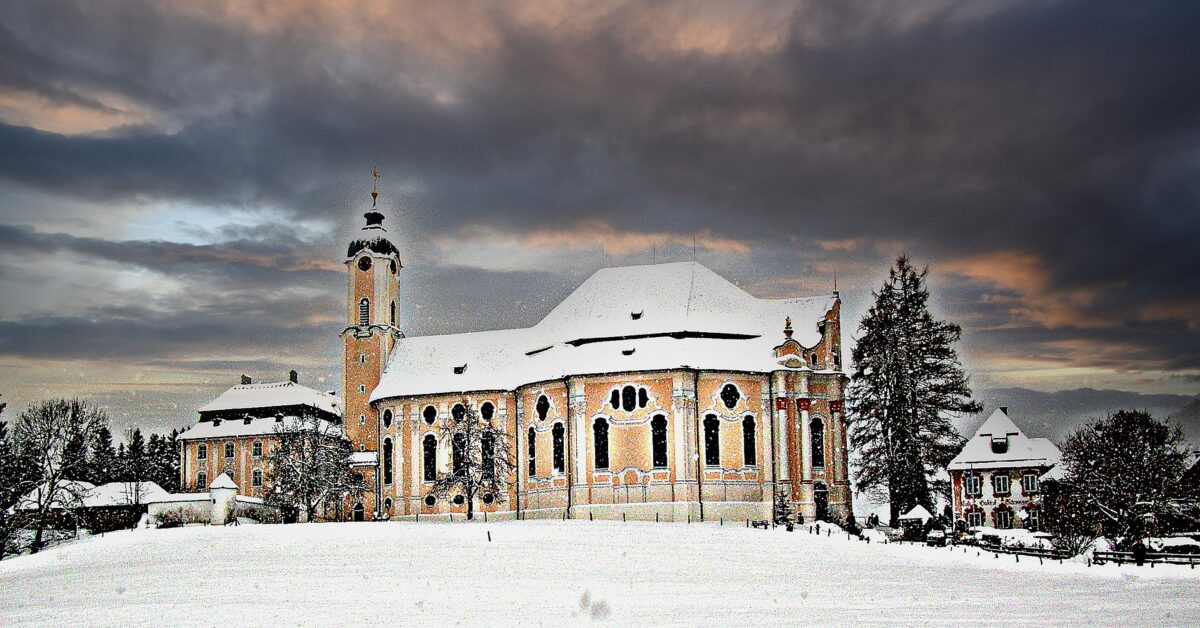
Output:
[{"left": 358, "top": 257, "right": 372, "bottom": 271}]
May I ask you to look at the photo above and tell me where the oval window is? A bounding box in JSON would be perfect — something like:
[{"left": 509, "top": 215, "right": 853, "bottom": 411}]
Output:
[
  {"left": 358, "top": 256, "right": 372, "bottom": 271},
  {"left": 423, "top": 405, "right": 437, "bottom": 425},
  {"left": 720, "top": 384, "right": 741, "bottom": 410},
  {"left": 424, "top": 494, "right": 436, "bottom": 507}
]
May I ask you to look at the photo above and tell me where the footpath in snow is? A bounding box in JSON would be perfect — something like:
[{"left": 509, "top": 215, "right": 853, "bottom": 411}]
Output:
[{"left": 1, "top": 520, "right": 1197, "bottom": 626}]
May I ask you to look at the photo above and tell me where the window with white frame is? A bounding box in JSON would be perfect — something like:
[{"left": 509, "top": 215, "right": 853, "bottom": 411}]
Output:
[
  {"left": 252, "top": 441, "right": 263, "bottom": 458},
  {"left": 994, "top": 508, "right": 1013, "bottom": 529},
  {"left": 197, "top": 444, "right": 207, "bottom": 460},
  {"left": 964, "top": 473, "right": 982, "bottom": 497},
  {"left": 1021, "top": 471, "right": 1039, "bottom": 494},
  {"left": 224, "top": 443, "right": 235, "bottom": 458},
  {"left": 966, "top": 510, "right": 983, "bottom": 527},
  {"left": 251, "top": 469, "right": 263, "bottom": 487},
  {"left": 198, "top": 471, "right": 208, "bottom": 488},
  {"left": 993, "top": 473, "right": 1010, "bottom": 495}
]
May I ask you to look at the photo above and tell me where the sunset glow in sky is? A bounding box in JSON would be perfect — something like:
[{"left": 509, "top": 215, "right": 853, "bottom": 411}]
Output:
[{"left": 1, "top": 1, "right": 1198, "bottom": 434}]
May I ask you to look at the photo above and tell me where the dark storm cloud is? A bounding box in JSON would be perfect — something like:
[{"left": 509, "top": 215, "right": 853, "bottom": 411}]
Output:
[{"left": 0, "top": 0, "right": 1198, "bottom": 395}]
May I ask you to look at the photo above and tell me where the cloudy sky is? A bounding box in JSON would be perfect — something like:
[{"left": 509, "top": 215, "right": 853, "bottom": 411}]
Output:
[{"left": 1, "top": 0, "right": 1198, "bottom": 436}]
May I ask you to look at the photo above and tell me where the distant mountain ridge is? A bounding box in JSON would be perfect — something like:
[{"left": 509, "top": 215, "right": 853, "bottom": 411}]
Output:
[{"left": 959, "top": 387, "right": 1200, "bottom": 445}]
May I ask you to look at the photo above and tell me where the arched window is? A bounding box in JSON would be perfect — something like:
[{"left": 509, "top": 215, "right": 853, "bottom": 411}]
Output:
[
  {"left": 252, "top": 468, "right": 263, "bottom": 487},
  {"left": 720, "top": 384, "right": 741, "bottom": 409},
  {"left": 197, "top": 444, "right": 207, "bottom": 460},
  {"left": 638, "top": 388, "right": 649, "bottom": 408},
  {"left": 384, "top": 497, "right": 393, "bottom": 513},
  {"left": 197, "top": 471, "right": 208, "bottom": 488},
  {"left": 451, "top": 403, "right": 465, "bottom": 422},
  {"left": 224, "top": 443, "right": 235, "bottom": 459},
  {"left": 423, "top": 435, "right": 437, "bottom": 482},
  {"left": 382, "top": 438, "right": 394, "bottom": 484},
  {"left": 482, "top": 433, "right": 495, "bottom": 479},
  {"left": 390, "top": 300, "right": 396, "bottom": 325},
  {"left": 358, "top": 298, "right": 370, "bottom": 325},
  {"left": 610, "top": 390, "right": 620, "bottom": 409},
  {"left": 423, "top": 405, "right": 437, "bottom": 425},
  {"left": 481, "top": 402, "right": 495, "bottom": 421},
  {"left": 742, "top": 416, "right": 756, "bottom": 466},
  {"left": 621, "top": 386, "right": 636, "bottom": 412},
  {"left": 528, "top": 427, "right": 537, "bottom": 475},
  {"left": 452, "top": 433, "right": 466, "bottom": 476},
  {"left": 382, "top": 409, "right": 393, "bottom": 429},
  {"left": 651, "top": 416, "right": 668, "bottom": 468},
  {"left": 703, "top": 415, "right": 720, "bottom": 466},
  {"left": 810, "top": 417, "right": 825, "bottom": 468},
  {"left": 536, "top": 395, "right": 550, "bottom": 421},
  {"left": 552, "top": 423, "right": 565, "bottom": 474},
  {"left": 593, "top": 418, "right": 610, "bottom": 470}
]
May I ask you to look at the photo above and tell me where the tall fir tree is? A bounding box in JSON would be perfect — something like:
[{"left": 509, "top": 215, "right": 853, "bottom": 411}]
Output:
[
  {"left": 88, "top": 425, "right": 117, "bottom": 485},
  {"left": 846, "top": 255, "right": 981, "bottom": 525}
]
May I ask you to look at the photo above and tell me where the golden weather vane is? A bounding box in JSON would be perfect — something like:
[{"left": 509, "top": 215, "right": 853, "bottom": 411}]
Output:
[{"left": 370, "top": 167, "right": 380, "bottom": 207}]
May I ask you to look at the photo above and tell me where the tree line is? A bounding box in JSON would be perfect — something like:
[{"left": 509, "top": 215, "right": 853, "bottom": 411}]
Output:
[{"left": 0, "top": 396, "right": 183, "bottom": 557}]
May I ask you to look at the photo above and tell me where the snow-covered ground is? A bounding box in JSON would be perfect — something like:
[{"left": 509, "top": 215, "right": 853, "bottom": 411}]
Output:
[{"left": 1, "top": 521, "right": 1197, "bottom": 626}]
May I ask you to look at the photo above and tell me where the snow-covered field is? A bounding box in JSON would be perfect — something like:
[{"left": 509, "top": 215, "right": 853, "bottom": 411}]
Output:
[{"left": 1, "top": 521, "right": 1197, "bottom": 626}]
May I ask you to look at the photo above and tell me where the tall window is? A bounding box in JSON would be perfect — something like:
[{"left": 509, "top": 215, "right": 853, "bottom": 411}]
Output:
[
  {"left": 638, "top": 388, "right": 649, "bottom": 408},
  {"left": 482, "top": 433, "right": 495, "bottom": 479},
  {"left": 720, "top": 384, "right": 741, "bottom": 409},
  {"left": 423, "top": 435, "right": 437, "bottom": 481},
  {"left": 252, "top": 441, "right": 263, "bottom": 458},
  {"left": 358, "top": 298, "right": 370, "bottom": 325},
  {"left": 593, "top": 418, "right": 610, "bottom": 470},
  {"left": 528, "top": 427, "right": 537, "bottom": 475},
  {"left": 552, "top": 423, "right": 565, "bottom": 473},
  {"left": 651, "top": 416, "right": 668, "bottom": 468},
  {"left": 382, "top": 438, "right": 394, "bottom": 484},
  {"left": 197, "top": 444, "right": 207, "bottom": 460},
  {"left": 382, "top": 409, "right": 393, "bottom": 429},
  {"left": 993, "top": 473, "right": 1010, "bottom": 495},
  {"left": 390, "top": 300, "right": 396, "bottom": 325},
  {"left": 536, "top": 395, "right": 550, "bottom": 420},
  {"left": 810, "top": 417, "right": 825, "bottom": 468},
  {"left": 704, "top": 415, "right": 720, "bottom": 466},
  {"left": 252, "top": 469, "right": 263, "bottom": 487},
  {"left": 224, "top": 443, "right": 235, "bottom": 459},
  {"left": 1026, "top": 508, "right": 1041, "bottom": 532},
  {"left": 742, "top": 416, "right": 756, "bottom": 466},
  {"left": 1021, "top": 471, "right": 1039, "bottom": 494},
  {"left": 609, "top": 390, "right": 620, "bottom": 409},
  {"left": 197, "top": 471, "right": 207, "bottom": 488},
  {"left": 452, "top": 433, "right": 466, "bottom": 476},
  {"left": 622, "top": 386, "right": 636, "bottom": 412},
  {"left": 964, "top": 473, "right": 982, "bottom": 497}
]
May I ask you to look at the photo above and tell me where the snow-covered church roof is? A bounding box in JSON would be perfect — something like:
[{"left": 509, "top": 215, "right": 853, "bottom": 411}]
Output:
[
  {"left": 948, "top": 408, "right": 1061, "bottom": 471},
  {"left": 372, "top": 262, "right": 839, "bottom": 400},
  {"left": 198, "top": 381, "right": 341, "bottom": 417}
]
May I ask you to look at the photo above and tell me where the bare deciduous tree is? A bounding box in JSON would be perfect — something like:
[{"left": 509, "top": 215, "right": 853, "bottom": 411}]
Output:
[
  {"left": 266, "top": 415, "right": 365, "bottom": 522},
  {"left": 11, "top": 399, "right": 107, "bottom": 553},
  {"left": 429, "top": 399, "right": 515, "bottom": 521}
]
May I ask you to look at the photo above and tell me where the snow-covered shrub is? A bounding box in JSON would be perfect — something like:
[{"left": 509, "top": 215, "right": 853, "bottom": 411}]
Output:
[
  {"left": 155, "top": 506, "right": 207, "bottom": 528},
  {"left": 232, "top": 502, "right": 281, "bottom": 524}
]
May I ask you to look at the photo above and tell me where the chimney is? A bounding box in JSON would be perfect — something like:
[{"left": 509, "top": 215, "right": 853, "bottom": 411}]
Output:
[
  {"left": 289, "top": 369, "right": 299, "bottom": 384},
  {"left": 240, "top": 374, "right": 252, "bottom": 385},
  {"left": 999, "top": 406, "right": 1009, "bottom": 415}
]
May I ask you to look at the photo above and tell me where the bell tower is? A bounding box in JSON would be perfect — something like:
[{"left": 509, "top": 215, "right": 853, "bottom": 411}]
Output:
[{"left": 341, "top": 169, "right": 403, "bottom": 512}]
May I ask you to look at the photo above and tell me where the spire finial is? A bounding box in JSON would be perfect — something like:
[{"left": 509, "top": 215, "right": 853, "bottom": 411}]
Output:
[
  {"left": 833, "top": 269, "right": 839, "bottom": 295},
  {"left": 370, "top": 167, "right": 380, "bottom": 207},
  {"left": 784, "top": 316, "right": 793, "bottom": 338}
]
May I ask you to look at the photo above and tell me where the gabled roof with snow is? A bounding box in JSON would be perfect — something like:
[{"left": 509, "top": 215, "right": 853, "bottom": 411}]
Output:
[
  {"left": 899, "top": 505, "right": 933, "bottom": 521},
  {"left": 178, "top": 414, "right": 343, "bottom": 441},
  {"left": 82, "top": 482, "right": 173, "bottom": 507},
  {"left": 198, "top": 381, "right": 341, "bottom": 417},
  {"left": 373, "top": 262, "right": 839, "bottom": 400},
  {"left": 948, "top": 408, "right": 1061, "bottom": 471},
  {"left": 15, "top": 480, "right": 96, "bottom": 510}
]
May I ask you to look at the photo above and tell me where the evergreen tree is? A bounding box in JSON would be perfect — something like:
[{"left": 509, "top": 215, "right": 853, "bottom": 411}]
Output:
[
  {"left": 846, "top": 255, "right": 981, "bottom": 526},
  {"left": 1059, "top": 410, "right": 1191, "bottom": 544},
  {"left": 88, "top": 425, "right": 117, "bottom": 485}
]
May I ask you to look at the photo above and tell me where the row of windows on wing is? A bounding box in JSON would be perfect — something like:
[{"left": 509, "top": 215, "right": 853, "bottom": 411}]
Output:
[
  {"left": 194, "top": 469, "right": 265, "bottom": 490},
  {"left": 356, "top": 298, "right": 398, "bottom": 326},
  {"left": 962, "top": 470, "right": 1041, "bottom": 497},
  {"left": 196, "top": 441, "right": 264, "bottom": 460},
  {"left": 963, "top": 505, "right": 1042, "bottom": 531}
]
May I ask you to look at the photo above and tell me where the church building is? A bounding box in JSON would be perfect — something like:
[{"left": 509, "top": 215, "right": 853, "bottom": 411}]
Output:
[{"left": 343, "top": 181, "right": 853, "bottom": 523}]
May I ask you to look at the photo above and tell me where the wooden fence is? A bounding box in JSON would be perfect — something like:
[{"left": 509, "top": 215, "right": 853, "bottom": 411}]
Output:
[{"left": 1092, "top": 550, "right": 1200, "bottom": 568}]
